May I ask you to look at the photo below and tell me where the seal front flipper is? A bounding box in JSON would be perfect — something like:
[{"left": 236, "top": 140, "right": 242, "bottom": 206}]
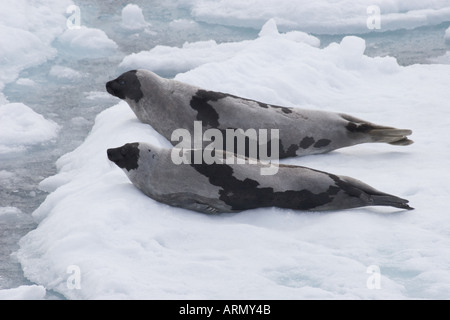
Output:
[
  {"left": 163, "top": 193, "right": 232, "bottom": 214},
  {"left": 162, "top": 192, "right": 234, "bottom": 214},
  {"left": 189, "top": 201, "right": 221, "bottom": 214}
]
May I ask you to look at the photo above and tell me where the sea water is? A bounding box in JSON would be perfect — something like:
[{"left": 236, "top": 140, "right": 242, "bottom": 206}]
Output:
[{"left": 0, "top": 0, "right": 449, "bottom": 296}]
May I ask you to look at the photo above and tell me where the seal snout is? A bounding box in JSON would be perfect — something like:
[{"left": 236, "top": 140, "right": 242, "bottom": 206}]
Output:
[
  {"left": 106, "top": 80, "right": 118, "bottom": 98},
  {"left": 105, "top": 70, "right": 144, "bottom": 103},
  {"left": 107, "top": 147, "right": 122, "bottom": 163},
  {"left": 107, "top": 143, "right": 140, "bottom": 172}
]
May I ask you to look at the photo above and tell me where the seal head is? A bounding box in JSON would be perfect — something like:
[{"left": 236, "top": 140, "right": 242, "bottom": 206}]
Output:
[
  {"left": 106, "top": 70, "right": 144, "bottom": 103},
  {"left": 107, "top": 143, "right": 140, "bottom": 172}
]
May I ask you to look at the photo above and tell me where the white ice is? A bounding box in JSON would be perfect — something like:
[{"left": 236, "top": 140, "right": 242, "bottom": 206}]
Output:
[
  {"left": 0, "top": 103, "right": 60, "bottom": 154},
  {"left": 0, "top": 1, "right": 71, "bottom": 154},
  {"left": 445, "top": 26, "right": 450, "bottom": 41},
  {"left": 16, "top": 21, "right": 450, "bottom": 299},
  {"left": 120, "top": 4, "right": 150, "bottom": 31},
  {"left": 15, "top": 78, "right": 36, "bottom": 87},
  {"left": 56, "top": 26, "right": 118, "bottom": 59},
  {"left": 0, "top": 0, "right": 72, "bottom": 101},
  {"left": 49, "top": 65, "right": 83, "bottom": 81},
  {"left": 0, "top": 1, "right": 122, "bottom": 297},
  {"left": 187, "top": 0, "right": 450, "bottom": 34},
  {"left": 0, "top": 285, "right": 46, "bottom": 300},
  {"left": 119, "top": 19, "right": 319, "bottom": 75},
  {"left": 0, "top": 0, "right": 120, "bottom": 153},
  {"left": 425, "top": 26, "right": 450, "bottom": 64}
]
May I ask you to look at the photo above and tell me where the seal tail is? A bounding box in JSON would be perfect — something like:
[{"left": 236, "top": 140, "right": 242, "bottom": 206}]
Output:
[{"left": 340, "top": 114, "right": 413, "bottom": 146}]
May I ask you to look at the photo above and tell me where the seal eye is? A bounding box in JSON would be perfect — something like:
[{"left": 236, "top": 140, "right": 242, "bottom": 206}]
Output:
[{"left": 119, "top": 79, "right": 126, "bottom": 85}]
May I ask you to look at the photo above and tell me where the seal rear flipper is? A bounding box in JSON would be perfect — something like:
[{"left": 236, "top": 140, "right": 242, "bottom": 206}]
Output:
[
  {"left": 368, "top": 128, "right": 414, "bottom": 146},
  {"left": 337, "top": 175, "right": 413, "bottom": 211},
  {"left": 370, "top": 194, "right": 414, "bottom": 210},
  {"left": 340, "top": 113, "right": 413, "bottom": 146}
]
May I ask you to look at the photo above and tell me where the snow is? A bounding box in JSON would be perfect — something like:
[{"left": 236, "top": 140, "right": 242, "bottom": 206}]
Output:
[
  {"left": 187, "top": 0, "right": 450, "bottom": 34},
  {"left": 0, "top": 0, "right": 71, "bottom": 102},
  {"left": 15, "top": 21, "right": 450, "bottom": 299},
  {"left": 0, "top": 207, "right": 39, "bottom": 298},
  {"left": 49, "top": 65, "right": 83, "bottom": 81},
  {"left": 169, "top": 19, "right": 199, "bottom": 30},
  {"left": 0, "top": 0, "right": 69, "bottom": 156},
  {"left": 119, "top": 19, "right": 320, "bottom": 75},
  {"left": 0, "top": 25, "right": 54, "bottom": 86},
  {"left": 430, "top": 51, "right": 450, "bottom": 64},
  {"left": 0, "top": 103, "right": 60, "bottom": 154},
  {"left": 445, "top": 26, "right": 450, "bottom": 42},
  {"left": 120, "top": 4, "right": 150, "bottom": 31},
  {"left": 120, "top": 40, "right": 253, "bottom": 75},
  {"left": 56, "top": 26, "right": 118, "bottom": 59},
  {"left": 15, "top": 78, "right": 36, "bottom": 87},
  {"left": 84, "top": 91, "right": 116, "bottom": 101},
  {"left": 0, "top": 285, "right": 46, "bottom": 300},
  {"left": 0, "top": 0, "right": 116, "bottom": 152},
  {"left": 0, "top": 206, "right": 22, "bottom": 218},
  {"left": 429, "top": 26, "right": 450, "bottom": 62}
]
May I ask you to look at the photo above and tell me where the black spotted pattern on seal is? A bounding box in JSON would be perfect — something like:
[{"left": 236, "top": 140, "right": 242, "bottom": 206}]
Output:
[
  {"left": 254, "top": 101, "right": 293, "bottom": 114},
  {"left": 300, "top": 137, "right": 315, "bottom": 149},
  {"left": 278, "top": 141, "right": 299, "bottom": 158},
  {"left": 190, "top": 162, "right": 342, "bottom": 211},
  {"left": 279, "top": 137, "right": 332, "bottom": 158},
  {"left": 314, "top": 139, "right": 331, "bottom": 148},
  {"left": 201, "top": 136, "right": 333, "bottom": 159},
  {"left": 106, "top": 70, "right": 144, "bottom": 103},
  {"left": 189, "top": 89, "right": 332, "bottom": 158},
  {"left": 268, "top": 104, "right": 292, "bottom": 114},
  {"left": 202, "top": 130, "right": 300, "bottom": 160},
  {"left": 190, "top": 90, "right": 224, "bottom": 127},
  {"left": 107, "top": 143, "right": 140, "bottom": 172},
  {"left": 189, "top": 89, "right": 294, "bottom": 128},
  {"left": 346, "top": 122, "right": 375, "bottom": 133}
]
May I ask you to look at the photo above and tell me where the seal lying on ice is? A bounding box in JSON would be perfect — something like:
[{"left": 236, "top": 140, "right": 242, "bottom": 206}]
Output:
[
  {"left": 107, "top": 142, "right": 413, "bottom": 213},
  {"left": 106, "top": 70, "right": 413, "bottom": 159}
]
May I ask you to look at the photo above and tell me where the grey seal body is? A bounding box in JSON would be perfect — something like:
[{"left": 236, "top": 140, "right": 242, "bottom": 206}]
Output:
[
  {"left": 107, "top": 142, "right": 413, "bottom": 213},
  {"left": 106, "top": 70, "right": 413, "bottom": 159}
]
